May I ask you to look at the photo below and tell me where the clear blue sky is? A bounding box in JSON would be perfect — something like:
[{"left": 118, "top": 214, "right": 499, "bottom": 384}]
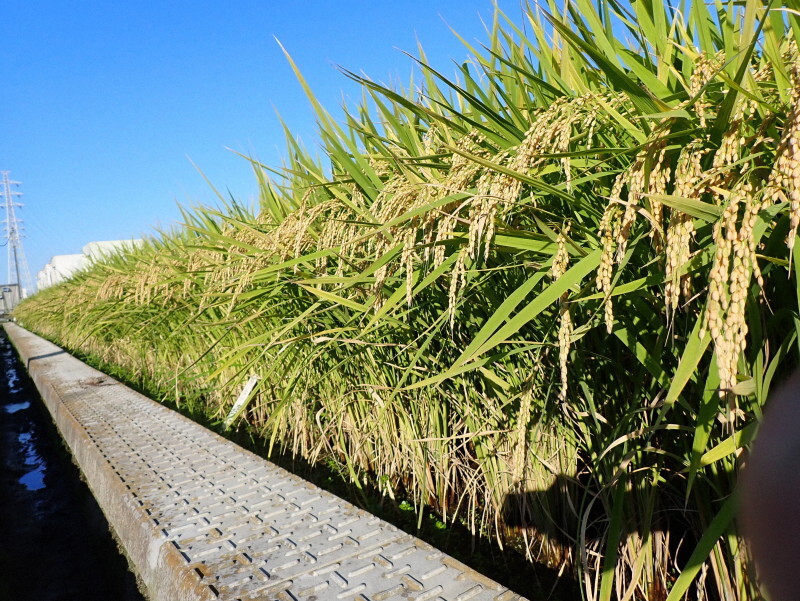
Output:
[{"left": 1, "top": 0, "right": 522, "bottom": 287}]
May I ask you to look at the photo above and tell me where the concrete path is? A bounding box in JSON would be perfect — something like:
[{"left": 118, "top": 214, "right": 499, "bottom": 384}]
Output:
[{"left": 4, "top": 323, "right": 528, "bottom": 601}]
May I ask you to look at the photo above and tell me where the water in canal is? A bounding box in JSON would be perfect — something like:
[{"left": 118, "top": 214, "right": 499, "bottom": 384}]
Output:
[{"left": 0, "top": 329, "right": 145, "bottom": 601}]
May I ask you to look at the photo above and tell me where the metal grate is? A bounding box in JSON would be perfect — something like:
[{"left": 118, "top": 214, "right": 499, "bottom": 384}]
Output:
[{"left": 6, "top": 324, "right": 528, "bottom": 601}]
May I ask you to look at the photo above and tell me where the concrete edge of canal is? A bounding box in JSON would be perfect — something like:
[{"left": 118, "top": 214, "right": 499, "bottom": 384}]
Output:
[
  {"left": 4, "top": 322, "right": 529, "bottom": 601},
  {"left": 5, "top": 324, "right": 212, "bottom": 601}
]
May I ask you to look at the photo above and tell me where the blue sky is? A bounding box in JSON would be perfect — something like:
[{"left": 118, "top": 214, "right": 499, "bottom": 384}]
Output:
[{"left": 0, "top": 0, "right": 522, "bottom": 288}]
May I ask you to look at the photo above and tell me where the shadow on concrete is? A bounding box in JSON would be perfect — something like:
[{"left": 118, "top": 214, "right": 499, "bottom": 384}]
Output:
[{"left": 26, "top": 350, "right": 67, "bottom": 367}]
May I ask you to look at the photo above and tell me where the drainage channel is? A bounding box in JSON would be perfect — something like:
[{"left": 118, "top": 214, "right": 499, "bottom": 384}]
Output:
[
  {"left": 4, "top": 322, "right": 528, "bottom": 601},
  {"left": 0, "top": 327, "right": 145, "bottom": 601}
]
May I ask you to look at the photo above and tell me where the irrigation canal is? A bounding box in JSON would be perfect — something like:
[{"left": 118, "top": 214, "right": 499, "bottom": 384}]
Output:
[
  {"left": 2, "top": 323, "right": 527, "bottom": 601},
  {"left": 0, "top": 328, "right": 144, "bottom": 601}
]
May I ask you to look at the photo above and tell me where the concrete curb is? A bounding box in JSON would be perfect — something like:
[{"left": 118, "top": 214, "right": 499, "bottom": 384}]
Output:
[
  {"left": 5, "top": 324, "right": 215, "bottom": 601},
  {"left": 5, "top": 323, "right": 528, "bottom": 601}
]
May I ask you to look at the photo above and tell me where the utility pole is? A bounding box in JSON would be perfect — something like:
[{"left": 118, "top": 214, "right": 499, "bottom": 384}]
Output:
[{"left": 1, "top": 171, "right": 33, "bottom": 297}]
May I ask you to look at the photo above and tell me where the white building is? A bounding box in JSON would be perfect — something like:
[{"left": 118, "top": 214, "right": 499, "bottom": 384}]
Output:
[
  {"left": 82, "top": 239, "right": 142, "bottom": 262},
  {"left": 36, "top": 254, "right": 88, "bottom": 291},
  {"left": 36, "top": 239, "right": 142, "bottom": 291}
]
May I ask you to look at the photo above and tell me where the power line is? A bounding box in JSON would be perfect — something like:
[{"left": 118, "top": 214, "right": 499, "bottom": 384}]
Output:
[{"left": 1, "top": 171, "right": 33, "bottom": 297}]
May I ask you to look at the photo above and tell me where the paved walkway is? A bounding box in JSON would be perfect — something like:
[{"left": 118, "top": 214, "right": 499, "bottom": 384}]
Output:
[{"left": 5, "top": 324, "right": 527, "bottom": 601}]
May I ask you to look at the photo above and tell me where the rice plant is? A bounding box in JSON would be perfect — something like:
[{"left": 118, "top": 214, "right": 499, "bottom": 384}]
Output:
[{"left": 16, "top": 1, "right": 800, "bottom": 599}]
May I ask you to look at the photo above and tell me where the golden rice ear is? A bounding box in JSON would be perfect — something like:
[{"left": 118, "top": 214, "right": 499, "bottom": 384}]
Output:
[
  {"left": 687, "top": 51, "right": 726, "bottom": 128},
  {"left": 402, "top": 228, "right": 416, "bottom": 307},
  {"left": 447, "top": 248, "right": 467, "bottom": 330},
  {"left": 765, "top": 58, "right": 800, "bottom": 251},
  {"left": 701, "top": 51, "right": 800, "bottom": 410},
  {"left": 597, "top": 199, "right": 622, "bottom": 334},
  {"left": 615, "top": 137, "right": 672, "bottom": 264},
  {"left": 510, "top": 386, "right": 533, "bottom": 485},
  {"left": 556, "top": 304, "right": 572, "bottom": 403},
  {"left": 551, "top": 224, "right": 572, "bottom": 402},
  {"left": 665, "top": 140, "right": 706, "bottom": 317},
  {"left": 703, "top": 180, "right": 763, "bottom": 412}
]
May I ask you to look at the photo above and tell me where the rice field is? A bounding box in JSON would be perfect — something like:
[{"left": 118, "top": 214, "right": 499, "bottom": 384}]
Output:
[{"left": 15, "top": 1, "right": 800, "bottom": 599}]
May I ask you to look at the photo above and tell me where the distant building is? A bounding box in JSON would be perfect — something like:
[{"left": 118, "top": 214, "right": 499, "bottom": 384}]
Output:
[
  {"left": 36, "top": 239, "right": 143, "bottom": 291},
  {"left": 36, "top": 254, "right": 87, "bottom": 291},
  {"left": 82, "top": 240, "right": 142, "bottom": 262}
]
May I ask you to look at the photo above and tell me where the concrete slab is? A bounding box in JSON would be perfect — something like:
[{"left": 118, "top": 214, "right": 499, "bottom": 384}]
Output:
[{"left": 4, "top": 323, "right": 528, "bottom": 601}]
